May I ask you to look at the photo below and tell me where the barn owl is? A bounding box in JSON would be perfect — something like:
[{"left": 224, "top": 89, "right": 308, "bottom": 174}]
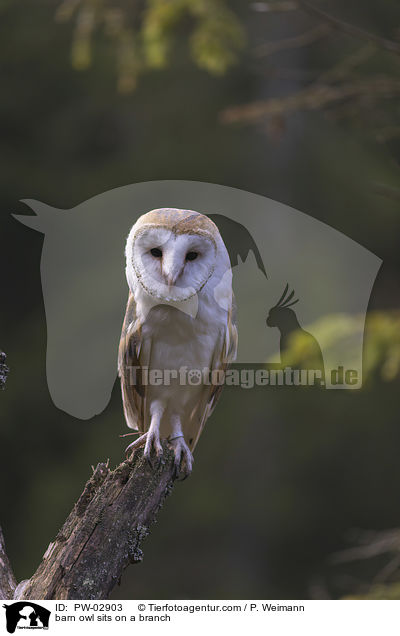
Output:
[{"left": 118, "top": 208, "right": 237, "bottom": 477}]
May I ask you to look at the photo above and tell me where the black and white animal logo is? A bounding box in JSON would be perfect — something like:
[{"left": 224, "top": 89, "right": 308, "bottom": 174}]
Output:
[{"left": 2, "top": 602, "right": 50, "bottom": 633}]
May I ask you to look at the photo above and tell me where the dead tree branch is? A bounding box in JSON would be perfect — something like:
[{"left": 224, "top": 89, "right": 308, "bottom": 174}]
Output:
[
  {"left": 1, "top": 442, "right": 177, "bottom": 600},
  {"left": 373, "top": 182, "right": 400, "bottom": 200},
  {"left": 317, "top": 43, "right": 376, "bottom": 83},
  {"left": 221, "top": 76, "right": 400, "bottom": 125},
  {"left": 252, "top": 1, "right": 400, "bottom": 55},
  {"left": 254, "top": 23, "right": 329, "bottom": 57},
  {"left": 0, "top": 527, "right": 17, "bottom": 600},
  {"left": 296, "top": 1, "right": 400, "bottom": 56},
  {"left": 0, "top": 352, "right": 9, "bottom": 390},
  {"left": 330, "top": 529, "right": 400, "bottom": 565},
  {"left": 330, "top": 528, "right": 400, "bottom": 584}
]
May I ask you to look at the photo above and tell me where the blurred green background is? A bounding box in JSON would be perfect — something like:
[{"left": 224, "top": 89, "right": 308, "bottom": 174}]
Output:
[{"left": 1, "top": 0, "right": 400, "bottom": 599}]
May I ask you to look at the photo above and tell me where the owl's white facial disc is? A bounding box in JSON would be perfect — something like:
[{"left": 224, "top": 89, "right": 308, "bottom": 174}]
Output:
[{"left": 130, "top": 225, "right": 217, "bottom": 302}]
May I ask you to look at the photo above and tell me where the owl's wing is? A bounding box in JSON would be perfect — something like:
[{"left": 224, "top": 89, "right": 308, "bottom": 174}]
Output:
[
  {"left": 188, "top": 301, "right": 238, "bottom": 451},
  {"left": 118, "top": 291, "right": 147, "bottom": 432}
]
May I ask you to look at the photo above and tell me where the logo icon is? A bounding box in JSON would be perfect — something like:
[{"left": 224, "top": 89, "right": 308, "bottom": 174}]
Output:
[{"left": 2, "top": 602, "right": 50, "bottom": 633}]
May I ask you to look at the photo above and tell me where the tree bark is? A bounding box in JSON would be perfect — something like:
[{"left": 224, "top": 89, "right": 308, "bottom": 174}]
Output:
[
  {"left": 0, "top": 526, "right": 17, "bottom": 600},
  {"left": 0, "top": 351, "right": 9, "bottom": 390},
  {"left": 1, "top": 443, "right": 176, "bottom": 600}
]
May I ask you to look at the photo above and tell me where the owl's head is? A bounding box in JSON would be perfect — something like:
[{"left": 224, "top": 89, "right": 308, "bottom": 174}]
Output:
[{"left": 126, "top": 208, "right": 229, "bottom": 303}]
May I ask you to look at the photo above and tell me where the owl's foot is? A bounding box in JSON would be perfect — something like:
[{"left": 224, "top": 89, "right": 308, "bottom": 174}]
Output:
[
  {"left": 169, "top": 435, "right": 193, "bottom": 480},
  {"left": 125, "top": 432, "right": 147, "bottom": 459},
  {"left": 144, "top": 427, "right": 163, "bottom": 468}
]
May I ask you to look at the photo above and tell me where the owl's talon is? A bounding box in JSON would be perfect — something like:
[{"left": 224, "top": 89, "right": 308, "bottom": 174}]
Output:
[
  {"left": 144, "top": 428, "right": 163, "bottom": 469},
  {"left": 145, "top": 452, "right": 162, "bottom": 470},
  {"left": 177, "top": 471, "right": 190, "bottom": 482},
  {"left": 170, "top": 436, "right": 193, "bottom": 479},
  {"left": 145, "top": 454, "right": 155, "bottom": 469},
  {"left": 125, "top": 432, "right": 148, "bottom": 459},
  {"left": 154, "top": 456, "right": 163, "bottom": 470}
]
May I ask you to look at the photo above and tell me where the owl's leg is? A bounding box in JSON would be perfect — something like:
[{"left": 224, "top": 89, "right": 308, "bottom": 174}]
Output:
[
  {"left": 144, "top": 401, "right": 164, "bottom": 467},
  {"left": 125, "top": 432, "right": 147, "bottom": 458},
  {"left": 169, "top": 415, "right": 193, "bottom": 479}
]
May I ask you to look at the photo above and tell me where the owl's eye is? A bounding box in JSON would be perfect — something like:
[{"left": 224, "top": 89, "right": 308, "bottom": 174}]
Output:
[
  {"left": 150, "top": 248, "right": 162, "bottom": 258},
  {"left": 186, "top": 251, "right": 198, "bottom": 261}
]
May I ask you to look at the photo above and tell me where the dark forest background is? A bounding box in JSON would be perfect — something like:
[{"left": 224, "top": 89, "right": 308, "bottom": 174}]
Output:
[{"left": 1, "top": 0, "right": 400, "bottom": 599}]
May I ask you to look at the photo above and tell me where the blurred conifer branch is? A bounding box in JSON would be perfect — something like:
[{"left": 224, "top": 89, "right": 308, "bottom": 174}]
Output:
[
  {"left": 54, "top": 1, "right": 400, "bottom": 144},
  {"left": 253, "top": 1, "right": 400, "bottom": 55},
  {"left": 221, "top": 77, "right": 400, "bottom": 124},
  {"left": 373, "top": 182, "right": 400, "bottom": 199},
  {"left": 55, "top": 0, "right": 245, "bottom": 93},
  {"left": 253, "top": 23, "right": 329, "bottom": 57},
  {"left": 296, "top": 1, "right": 400, "bottom": 55},
  {"left": 327, "top": 528, "right": 400, "bottom": 599},
  {"left": 229, "top": 2, "right": 400, "bottom": 145}
]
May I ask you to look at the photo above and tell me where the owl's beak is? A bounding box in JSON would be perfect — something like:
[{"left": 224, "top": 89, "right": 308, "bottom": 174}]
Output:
[
  {"left": 162, "top": 254, "right": 182, "bottom": 290},
  {"left": 166, "top": 271, "right": 184, "bottom": 290},
  {"left": 166, "top": 275, "right": 176, "bottom": 289}
]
